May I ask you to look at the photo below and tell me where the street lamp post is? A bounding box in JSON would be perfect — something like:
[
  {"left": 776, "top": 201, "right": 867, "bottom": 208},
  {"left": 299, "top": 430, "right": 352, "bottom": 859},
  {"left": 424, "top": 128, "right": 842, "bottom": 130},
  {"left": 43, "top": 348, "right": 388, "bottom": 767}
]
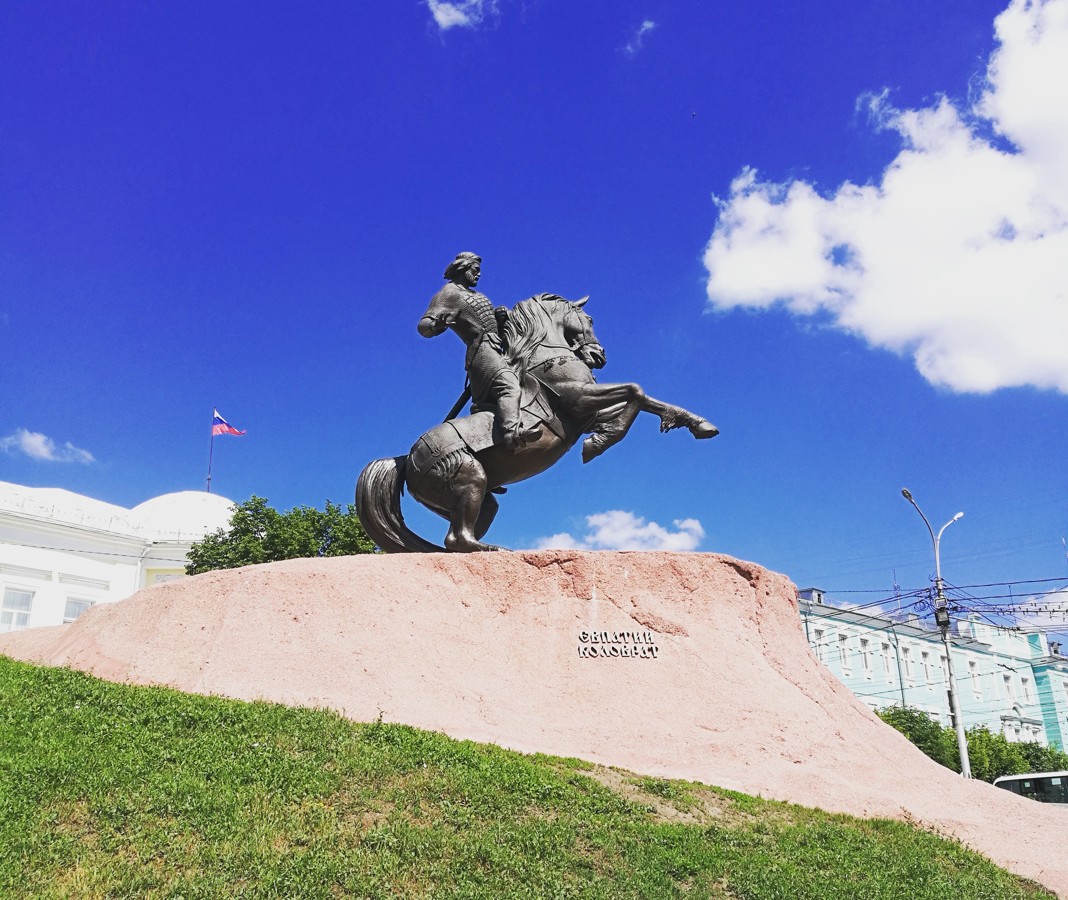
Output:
[
  {"left": 901, "top": 488, "right": 971, "bottom": 779},
  {"left": 887, "top": 623, "right": 908, "bottom": 710}
]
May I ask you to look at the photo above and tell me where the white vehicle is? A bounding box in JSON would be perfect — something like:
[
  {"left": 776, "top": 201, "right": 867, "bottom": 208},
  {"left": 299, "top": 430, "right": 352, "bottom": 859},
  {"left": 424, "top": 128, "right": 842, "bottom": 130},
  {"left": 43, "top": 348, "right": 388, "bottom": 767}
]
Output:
[{"left": 993, "top": 771, "right": 1068, "bottom": 804}]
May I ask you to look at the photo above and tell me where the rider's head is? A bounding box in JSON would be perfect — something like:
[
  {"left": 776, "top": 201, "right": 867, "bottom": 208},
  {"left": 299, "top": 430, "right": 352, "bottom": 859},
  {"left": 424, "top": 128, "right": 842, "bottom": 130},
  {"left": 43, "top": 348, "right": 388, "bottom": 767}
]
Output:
[{"left": 444, "top": 252, "right": 481, "bottom": 287}]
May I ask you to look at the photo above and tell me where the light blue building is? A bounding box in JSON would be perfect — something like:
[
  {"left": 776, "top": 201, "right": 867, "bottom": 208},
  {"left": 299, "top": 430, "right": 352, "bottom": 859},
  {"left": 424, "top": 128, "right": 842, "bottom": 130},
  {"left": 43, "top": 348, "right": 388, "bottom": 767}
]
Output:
[{"left": 798, "top": 588, "right": 1068, "bottom": 751}]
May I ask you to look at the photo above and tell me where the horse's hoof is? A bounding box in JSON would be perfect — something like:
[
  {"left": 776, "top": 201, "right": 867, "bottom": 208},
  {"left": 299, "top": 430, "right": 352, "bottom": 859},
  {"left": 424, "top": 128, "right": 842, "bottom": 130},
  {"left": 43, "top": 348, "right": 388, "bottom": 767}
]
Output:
[
  {"left": 581, "top": 436, "right": 607, "bottom": 464},
  {"left": 445, "top": 535, "right": 507, "bottom": 552},
  {"left": 690, "top": 420, "right": 719, "bottom": 439}
]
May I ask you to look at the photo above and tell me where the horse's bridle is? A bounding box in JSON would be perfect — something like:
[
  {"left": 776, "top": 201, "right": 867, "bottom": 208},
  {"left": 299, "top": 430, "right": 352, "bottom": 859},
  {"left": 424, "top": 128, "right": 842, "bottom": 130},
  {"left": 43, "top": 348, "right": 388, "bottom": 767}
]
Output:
[
  {"left": 567, "top": 307, "right": 601, "bottom": 352},
  {"left": 525, "top": 303, "right": 603, "bottom": 374}
]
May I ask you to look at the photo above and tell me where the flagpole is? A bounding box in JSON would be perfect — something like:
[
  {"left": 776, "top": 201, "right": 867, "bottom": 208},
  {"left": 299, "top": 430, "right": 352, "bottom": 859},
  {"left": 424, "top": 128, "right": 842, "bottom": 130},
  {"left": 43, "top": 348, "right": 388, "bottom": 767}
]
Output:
[
  {"left": 206, "top": 414, "right": 216, "bottom": 493},
  {"left": 206, "top": 409, "right": 244, "bottom": 491}
]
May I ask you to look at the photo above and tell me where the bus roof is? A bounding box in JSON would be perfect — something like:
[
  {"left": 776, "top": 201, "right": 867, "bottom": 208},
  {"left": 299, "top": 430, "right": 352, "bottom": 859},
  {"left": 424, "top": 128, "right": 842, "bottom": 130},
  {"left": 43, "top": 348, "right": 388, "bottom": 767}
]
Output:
[{"left": 993, "top": 771, "right": 1068, "bottom": 784}]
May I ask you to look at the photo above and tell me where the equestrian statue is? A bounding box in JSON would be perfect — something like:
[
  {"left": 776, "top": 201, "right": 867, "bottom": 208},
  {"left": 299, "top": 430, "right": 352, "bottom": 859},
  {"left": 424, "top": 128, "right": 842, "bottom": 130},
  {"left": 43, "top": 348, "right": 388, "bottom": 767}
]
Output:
[{"left": 355, "top": 252, "right": 718, "bottom": 553}]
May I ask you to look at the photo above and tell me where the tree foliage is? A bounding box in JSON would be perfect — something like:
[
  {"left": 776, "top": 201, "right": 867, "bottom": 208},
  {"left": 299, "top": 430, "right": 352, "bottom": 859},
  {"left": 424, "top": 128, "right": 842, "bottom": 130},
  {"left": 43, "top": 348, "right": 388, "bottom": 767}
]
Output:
[
  {"left": 964, "top": 727, "right": 1030, "bottom": 783},
  {"left": 185, "top": 496, "right": 376, "bottom": 575},
  {"left": 876, "top": 705, "right": 959, "bottom": 771},
  {"left": 876, "top": 705, "right": 1068, "bottom": 782},
  {"left": 1016, "top": 740, "right": 1068, "bottom": 774}
]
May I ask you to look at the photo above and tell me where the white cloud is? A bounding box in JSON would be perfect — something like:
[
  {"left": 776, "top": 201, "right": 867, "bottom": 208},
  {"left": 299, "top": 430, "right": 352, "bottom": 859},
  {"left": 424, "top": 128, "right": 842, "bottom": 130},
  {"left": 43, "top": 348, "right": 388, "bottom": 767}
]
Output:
[
  {"left": 0, "top": 428, "right": 95, "bottom": 464},
  {"left": 704, "top": 0, "right": 1068, "bottom": 394},
  {"left": 426, "top": 0, "right": 497, "bottom": 31},
  {"left": 624, "top": 19, "right": 657, "bottom": 56},
  {"left": 534, "top": 510, "right": 704, "bottom": 551}
]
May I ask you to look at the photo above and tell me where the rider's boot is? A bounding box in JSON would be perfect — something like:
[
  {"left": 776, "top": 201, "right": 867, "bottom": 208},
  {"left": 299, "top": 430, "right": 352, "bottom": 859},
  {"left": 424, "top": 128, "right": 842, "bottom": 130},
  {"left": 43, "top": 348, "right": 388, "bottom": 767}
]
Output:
[
  {"left": 503, "top": 424, "right": 542, "bottom": 453},
  {"left": 499, "top": 394, "right": 541, "bottom": 453}
]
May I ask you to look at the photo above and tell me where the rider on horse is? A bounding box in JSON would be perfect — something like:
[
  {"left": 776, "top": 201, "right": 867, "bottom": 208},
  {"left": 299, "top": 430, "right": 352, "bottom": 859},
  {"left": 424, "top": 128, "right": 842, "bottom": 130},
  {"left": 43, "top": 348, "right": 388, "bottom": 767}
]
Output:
[
  {"left": 361, "top": 286, "right": 719, "bottom": 553},
  {"left": 418, "top": 252, "right": 541, "bottom": 452}
]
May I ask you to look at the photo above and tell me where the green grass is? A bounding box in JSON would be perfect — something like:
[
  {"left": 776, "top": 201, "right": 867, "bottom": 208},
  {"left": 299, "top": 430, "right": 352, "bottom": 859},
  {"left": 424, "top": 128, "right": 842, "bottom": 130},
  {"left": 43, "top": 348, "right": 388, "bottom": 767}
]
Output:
[{"left": 0, "top": 656, "right": 1054, "bottom": 899}]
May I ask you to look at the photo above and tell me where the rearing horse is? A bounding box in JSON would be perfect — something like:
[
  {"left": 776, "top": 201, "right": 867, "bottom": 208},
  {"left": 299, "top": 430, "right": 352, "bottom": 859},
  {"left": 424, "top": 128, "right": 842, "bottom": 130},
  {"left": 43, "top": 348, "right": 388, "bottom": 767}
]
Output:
[{"left": 356, "top": 294, "right": 717, "bottom": 552}]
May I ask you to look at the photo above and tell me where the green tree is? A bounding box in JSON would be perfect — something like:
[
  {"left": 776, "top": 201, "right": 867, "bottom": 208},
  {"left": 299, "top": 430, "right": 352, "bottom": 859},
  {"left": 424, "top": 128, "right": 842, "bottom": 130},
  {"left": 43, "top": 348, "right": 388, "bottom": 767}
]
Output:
[
  {"left": 185, "top": 496, "right": 376, "bottom": 575},
  {"left": 877, "top": 706, "right": 1068, "bottom": 782},
  {"left": 876, "top": 706, "right": 960, "bottom": 772},
  {"left": 964, "top": 726, "right": 1029, "bottom": 783},
  {"left": 1014, "top": 740, "right": 1068, "bottom": 774}
]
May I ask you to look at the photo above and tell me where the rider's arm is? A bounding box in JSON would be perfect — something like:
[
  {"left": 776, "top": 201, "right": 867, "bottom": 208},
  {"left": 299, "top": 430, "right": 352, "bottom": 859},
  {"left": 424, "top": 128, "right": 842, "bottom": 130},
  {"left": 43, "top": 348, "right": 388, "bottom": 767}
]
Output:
[
  {"left": 418, "top": 288, "right": 455, "bottom": 338},
  {"left": 418, "top": 314, "right": 447, "bottom": 337}
]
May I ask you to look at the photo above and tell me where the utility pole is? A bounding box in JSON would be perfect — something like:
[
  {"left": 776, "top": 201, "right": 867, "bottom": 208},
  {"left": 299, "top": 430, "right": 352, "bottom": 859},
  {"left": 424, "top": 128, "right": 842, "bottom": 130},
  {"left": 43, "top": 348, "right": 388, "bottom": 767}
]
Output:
[
  {"left": 887, "top": 623, "right": 908, "bottom": 709},
  {"left": 901, "top": 488, "right": 972, "bottom": 779}
]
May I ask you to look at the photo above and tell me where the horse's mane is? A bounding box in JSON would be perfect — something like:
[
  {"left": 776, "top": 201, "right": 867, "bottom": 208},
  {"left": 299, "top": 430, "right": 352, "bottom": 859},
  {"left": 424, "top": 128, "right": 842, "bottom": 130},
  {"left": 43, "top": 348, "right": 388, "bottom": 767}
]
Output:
[{"left": 504, "top": 293, "right": 568, "bottom": 379}]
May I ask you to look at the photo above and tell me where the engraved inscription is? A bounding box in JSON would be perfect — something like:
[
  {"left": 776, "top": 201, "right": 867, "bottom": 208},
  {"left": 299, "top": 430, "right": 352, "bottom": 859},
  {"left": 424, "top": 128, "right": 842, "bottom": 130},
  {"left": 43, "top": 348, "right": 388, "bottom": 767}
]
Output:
[{"left": 577, "top": 630, "right": 659, "bottom": 659}]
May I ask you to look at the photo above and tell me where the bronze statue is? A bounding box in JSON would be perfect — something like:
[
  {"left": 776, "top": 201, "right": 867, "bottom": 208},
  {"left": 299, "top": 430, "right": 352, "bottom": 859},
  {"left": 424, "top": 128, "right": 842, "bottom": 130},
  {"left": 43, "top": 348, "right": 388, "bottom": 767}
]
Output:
[{"left": 357, "top": 257, "right": 718, "bottom": 553}]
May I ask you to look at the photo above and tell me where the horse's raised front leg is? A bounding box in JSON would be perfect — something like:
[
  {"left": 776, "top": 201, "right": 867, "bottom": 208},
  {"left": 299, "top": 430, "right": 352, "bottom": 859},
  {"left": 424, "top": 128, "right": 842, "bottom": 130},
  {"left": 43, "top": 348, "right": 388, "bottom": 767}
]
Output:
[
  {"left": 637, "top": 394, "right": 719, "bottom": 440},
  {"left": 568, "top": 381, "right": 718, "bottom": 462},
  {"left": 563, "top": 381, "right": 647, "bottom": 463}
]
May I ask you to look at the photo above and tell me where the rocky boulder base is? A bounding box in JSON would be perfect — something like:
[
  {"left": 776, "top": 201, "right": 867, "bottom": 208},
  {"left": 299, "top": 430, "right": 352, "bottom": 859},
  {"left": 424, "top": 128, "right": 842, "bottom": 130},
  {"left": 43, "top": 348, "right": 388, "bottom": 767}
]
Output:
[{"left": 1, "top": 551, "right": 1065, "bottom": 896}]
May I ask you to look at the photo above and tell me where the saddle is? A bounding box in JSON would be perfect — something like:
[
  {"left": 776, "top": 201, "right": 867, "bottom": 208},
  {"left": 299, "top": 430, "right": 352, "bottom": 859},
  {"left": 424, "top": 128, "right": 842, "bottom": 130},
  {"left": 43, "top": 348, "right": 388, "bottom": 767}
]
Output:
[{"left": 408, "top": 375, "right": 564, "bottom": 473}]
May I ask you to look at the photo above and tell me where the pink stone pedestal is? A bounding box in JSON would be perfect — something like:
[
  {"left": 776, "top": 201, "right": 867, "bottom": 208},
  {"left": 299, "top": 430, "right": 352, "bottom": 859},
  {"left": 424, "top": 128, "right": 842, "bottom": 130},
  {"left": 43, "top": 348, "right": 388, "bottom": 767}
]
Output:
[{"left": 1, "top": 550, "right": 1065, "bottom": 895}]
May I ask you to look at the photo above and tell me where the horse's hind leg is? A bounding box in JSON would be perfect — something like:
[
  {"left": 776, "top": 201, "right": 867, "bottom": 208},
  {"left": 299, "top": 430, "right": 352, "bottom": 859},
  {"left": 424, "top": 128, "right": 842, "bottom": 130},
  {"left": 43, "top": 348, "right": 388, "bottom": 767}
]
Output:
[
  {"left": 473, "top": 493, "right": 499, "bottom": 542},
  {"left": 444, "top": 456, "right": 502, "bottom": 552}
]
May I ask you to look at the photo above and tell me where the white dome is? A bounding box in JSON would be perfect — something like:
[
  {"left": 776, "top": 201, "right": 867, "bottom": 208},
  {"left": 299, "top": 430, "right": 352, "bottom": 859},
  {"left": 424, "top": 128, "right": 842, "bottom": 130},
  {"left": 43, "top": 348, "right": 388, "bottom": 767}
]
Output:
[{"left": 130, "top": 491, "right": 234, "bottom": 539}]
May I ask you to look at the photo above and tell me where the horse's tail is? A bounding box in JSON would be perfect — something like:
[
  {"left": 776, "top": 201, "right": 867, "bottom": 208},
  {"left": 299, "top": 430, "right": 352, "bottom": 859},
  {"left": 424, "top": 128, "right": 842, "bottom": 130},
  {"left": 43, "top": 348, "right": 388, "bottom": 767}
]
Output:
[{"left": 355, "top": 456, "right": 443, "bottom": 553}]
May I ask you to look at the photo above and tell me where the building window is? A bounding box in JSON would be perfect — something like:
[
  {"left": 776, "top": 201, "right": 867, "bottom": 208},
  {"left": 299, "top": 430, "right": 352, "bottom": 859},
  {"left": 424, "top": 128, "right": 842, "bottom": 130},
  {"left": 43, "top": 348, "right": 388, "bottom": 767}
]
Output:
[
  {"left": 838, "top": 634, "right": 851, "bottom": 672},
  {"left": 902, "top": 647, "right": 913, "bottom": 683},
  {"left": 151, "top": 573, "right": 183, "bottom": 584},
  {"left": 63, "top": 598, "right": 94, "bottom": 624},
  {"left": 813, "top": 628, "right": 825, "bottom": 662},
  {"left": 921, "top": 651, "right": 932, "bottom": 686},
  {"left": 1003, "top": 674, "right": 1015, "bottom": 701},
  {"left": 881, "top": 643, "right": 892, "bottom": 677},
  {"left": 860, "top": 639, "right": 872, "bottom": 678},
  {"left": 969, "top": 661, "right": 982, "bottom": 701},
  {"left": 1, "top": 588, "right": 34, "bottom": 632},
  {"left": 1021, "top": 677, "right": 1034, "bottom": 704}
]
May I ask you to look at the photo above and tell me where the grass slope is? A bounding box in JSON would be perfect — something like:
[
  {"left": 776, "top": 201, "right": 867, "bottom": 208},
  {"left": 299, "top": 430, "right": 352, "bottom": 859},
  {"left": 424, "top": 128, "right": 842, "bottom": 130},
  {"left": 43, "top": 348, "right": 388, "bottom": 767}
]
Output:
[{"left": 0, "top": 657, "right": 1053, "bottom": 899}]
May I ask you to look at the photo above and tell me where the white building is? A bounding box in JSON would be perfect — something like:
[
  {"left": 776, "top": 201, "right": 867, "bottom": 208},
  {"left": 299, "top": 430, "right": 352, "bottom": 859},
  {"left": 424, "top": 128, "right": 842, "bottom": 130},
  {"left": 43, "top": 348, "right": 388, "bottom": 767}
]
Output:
[
  {"left": 799, "top": 587, "right": 1068, "bottom": 751},
  {"left": 0, "top": 481, "right": 233, "bottom": 632}
]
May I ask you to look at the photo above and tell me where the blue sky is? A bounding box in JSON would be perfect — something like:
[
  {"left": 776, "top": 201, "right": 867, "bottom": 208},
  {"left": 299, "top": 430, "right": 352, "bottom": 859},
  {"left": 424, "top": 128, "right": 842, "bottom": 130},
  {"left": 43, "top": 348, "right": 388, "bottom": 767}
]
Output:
[{"left": 2, "top": 1, "right": 1066, "bottom": 631}]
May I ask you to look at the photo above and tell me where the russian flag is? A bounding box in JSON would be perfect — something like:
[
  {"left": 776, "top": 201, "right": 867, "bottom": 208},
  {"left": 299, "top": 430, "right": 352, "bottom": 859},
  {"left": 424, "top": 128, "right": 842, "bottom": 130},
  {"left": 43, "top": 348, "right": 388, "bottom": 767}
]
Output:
[{"left": 212, "top": 409, "right": 246, "bottom": 437}]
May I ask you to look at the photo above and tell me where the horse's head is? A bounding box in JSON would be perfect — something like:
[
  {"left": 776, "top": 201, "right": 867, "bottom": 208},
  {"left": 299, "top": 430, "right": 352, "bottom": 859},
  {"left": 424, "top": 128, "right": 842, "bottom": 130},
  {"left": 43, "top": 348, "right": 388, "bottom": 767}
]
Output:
[
  {"left": 505, "top": 293, "right": 607, "bottom": 374},
  {"left": 563, "top": 296, "right": 606, "bottom": 370}
]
